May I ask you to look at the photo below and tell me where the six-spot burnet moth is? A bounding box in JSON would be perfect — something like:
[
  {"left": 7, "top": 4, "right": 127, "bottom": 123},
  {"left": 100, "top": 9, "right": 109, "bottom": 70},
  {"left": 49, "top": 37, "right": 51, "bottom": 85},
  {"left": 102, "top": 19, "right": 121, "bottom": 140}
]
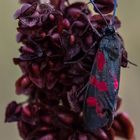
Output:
[{"left": 83, "top": 0, "right": 123, "bottom": 131}]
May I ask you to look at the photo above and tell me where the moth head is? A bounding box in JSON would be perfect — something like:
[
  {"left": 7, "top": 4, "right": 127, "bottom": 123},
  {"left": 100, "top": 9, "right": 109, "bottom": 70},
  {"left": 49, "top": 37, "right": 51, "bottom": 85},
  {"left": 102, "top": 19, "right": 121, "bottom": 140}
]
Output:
[{"left": 103, "top": 25, "right": 115, "bottom": 35}]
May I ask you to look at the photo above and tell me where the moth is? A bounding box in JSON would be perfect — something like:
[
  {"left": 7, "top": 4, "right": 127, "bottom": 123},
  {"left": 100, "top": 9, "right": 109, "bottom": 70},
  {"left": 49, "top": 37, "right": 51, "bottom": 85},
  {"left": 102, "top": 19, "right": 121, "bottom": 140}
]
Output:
[
  {"left": 83, "top": 0, "right": 122, "bottom": 131},
  {"left": 83, "top": 25, "right": 122, "bottom": 131}
]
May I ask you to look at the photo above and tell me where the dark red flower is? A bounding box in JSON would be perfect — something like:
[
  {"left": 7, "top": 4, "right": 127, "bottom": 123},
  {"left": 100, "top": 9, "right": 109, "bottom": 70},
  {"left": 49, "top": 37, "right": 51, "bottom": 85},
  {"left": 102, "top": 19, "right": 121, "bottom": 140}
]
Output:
[
  {"left": 5, "top": 101, "right": 22, "bottom": 122},
  {"left": 90, "top": 15, "right": 121, "bottom": 32},
  {"left": 93, "top": 0, "right": 115, "bottom": 14},
  {"left": 19, "top": 0, "right": 39, "bottom": 4},
  {"left": 112, "top": 112, "right": 135, "bottom": 139},
  {"left": 16, "top": 75, "right": 35, "bottom": 95}
]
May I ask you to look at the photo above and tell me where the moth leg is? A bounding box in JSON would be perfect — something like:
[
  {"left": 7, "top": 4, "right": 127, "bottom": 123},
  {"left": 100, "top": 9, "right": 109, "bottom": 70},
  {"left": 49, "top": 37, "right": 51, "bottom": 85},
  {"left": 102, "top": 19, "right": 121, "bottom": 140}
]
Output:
[
  {"left": 64, "top": 41, "right": 97, "bottom": 65},
  {"left": 67, "top": 87, "right": 81, "bottom": 113}
]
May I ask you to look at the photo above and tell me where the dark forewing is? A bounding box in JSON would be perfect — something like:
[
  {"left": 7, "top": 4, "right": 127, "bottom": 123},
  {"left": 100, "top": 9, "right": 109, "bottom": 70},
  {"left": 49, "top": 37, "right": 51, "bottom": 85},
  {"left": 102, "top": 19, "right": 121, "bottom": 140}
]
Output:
[{"left": 83, "top": 34, "right": 122, "bottom": 131}]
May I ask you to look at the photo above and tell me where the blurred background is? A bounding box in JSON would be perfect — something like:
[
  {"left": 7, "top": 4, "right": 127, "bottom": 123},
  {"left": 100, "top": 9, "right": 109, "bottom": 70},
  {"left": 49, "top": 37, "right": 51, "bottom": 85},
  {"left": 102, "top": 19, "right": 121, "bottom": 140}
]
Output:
[{"left": 0, "top": 0, "right": 140, "bottom": 139}]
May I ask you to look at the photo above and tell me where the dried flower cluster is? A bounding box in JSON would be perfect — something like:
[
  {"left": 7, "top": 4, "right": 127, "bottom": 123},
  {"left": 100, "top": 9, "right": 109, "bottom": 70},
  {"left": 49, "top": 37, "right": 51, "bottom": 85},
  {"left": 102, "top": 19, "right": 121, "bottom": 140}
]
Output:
[{"left": 5, "top": 0, "right": 134, "bottom": 140}]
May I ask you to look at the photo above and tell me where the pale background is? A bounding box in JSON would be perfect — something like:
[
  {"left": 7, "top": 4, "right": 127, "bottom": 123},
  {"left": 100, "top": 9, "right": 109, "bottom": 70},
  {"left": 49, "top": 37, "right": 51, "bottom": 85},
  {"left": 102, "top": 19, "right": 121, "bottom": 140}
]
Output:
[{"left": 0, "top": 0, "right": 140, "bottom": 139}]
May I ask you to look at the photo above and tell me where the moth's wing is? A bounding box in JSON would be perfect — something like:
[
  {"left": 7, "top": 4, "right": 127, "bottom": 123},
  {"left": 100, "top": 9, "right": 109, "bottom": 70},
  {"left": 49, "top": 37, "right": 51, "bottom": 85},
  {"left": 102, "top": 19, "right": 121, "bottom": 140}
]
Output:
[
  {"left": 104, "top": 35, "right": 122, "bottom": 109},
  {"left": 83, "top": 35, "right": 122, "bottom": 131}
]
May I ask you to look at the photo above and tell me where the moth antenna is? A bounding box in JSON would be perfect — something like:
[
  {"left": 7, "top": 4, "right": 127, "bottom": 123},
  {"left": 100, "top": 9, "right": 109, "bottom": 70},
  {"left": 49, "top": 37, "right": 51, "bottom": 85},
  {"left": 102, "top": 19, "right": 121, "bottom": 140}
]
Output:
[
  {"left": 112, "top": 0, "right": 118, "bottom": 25},
  {"left": 79, "top": 11, "right": 102, "bottom": 37},
  {"left": 88, "top": 0, "right": 109, "bottom": 26}
]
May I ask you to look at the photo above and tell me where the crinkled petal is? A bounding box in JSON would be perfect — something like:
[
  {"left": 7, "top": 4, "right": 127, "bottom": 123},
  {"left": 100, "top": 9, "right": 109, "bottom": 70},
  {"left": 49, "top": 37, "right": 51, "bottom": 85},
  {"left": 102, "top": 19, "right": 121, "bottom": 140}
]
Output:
[
  {"left": 16, "top": 75, "right": 35, "bottom": 95},
  {"left": 93, "top": 0, "right": 114, "bottom": 14},
  {"left": 112, "top": 112, "right": 135, "bottom": 139},
  {"left": 5, "top": 101, "right": 22, "bottom": 122}
]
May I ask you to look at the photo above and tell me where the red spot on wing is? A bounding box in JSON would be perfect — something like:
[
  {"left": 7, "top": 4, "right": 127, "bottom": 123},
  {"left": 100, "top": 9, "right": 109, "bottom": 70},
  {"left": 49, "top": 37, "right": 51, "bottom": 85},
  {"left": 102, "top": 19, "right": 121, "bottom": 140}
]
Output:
[
  {"left": 86, "top": 96, "right": 105, "bottom": 118},
  {"left": 90, "top": 76, "right": 108, "bottom": 92},
  {"left": 86, "top": 97, "right": 97, "bottom": 107},
  {"left": 95, "top": 101, "right": 105, "bottom": 118},
  {"left": 97, "top": 51, "right": 106, "bottom": 72},
  {"left": 114, "top": 77, "right": 119, "bottom": 90},
  {"left": 89, "top": 76, "right": 96, "bottom": 85},
  {"left": 98, "top": 81, "right": 108, "bottom": 92}
]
